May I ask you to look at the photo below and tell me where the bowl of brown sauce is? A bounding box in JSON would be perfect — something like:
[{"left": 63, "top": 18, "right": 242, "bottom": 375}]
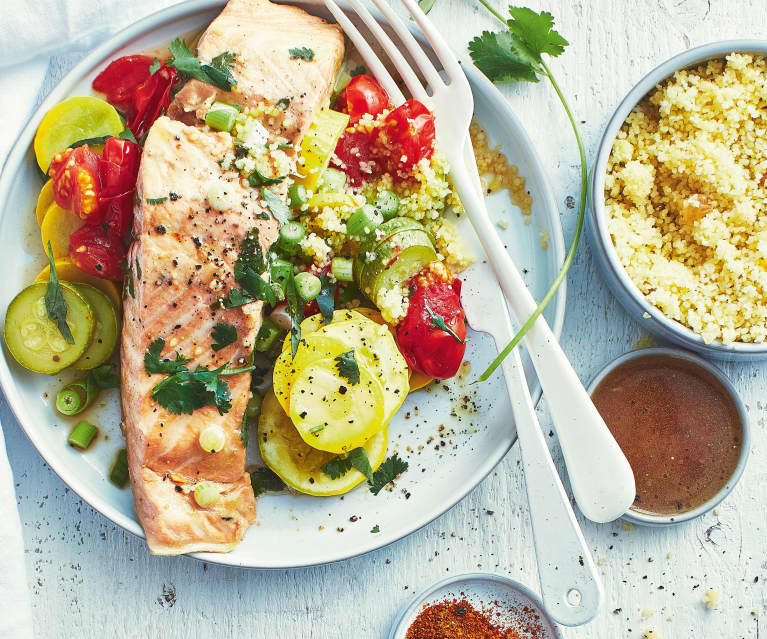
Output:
[{"left": 588, "top": 347, "right": 749, "bottom": 525}]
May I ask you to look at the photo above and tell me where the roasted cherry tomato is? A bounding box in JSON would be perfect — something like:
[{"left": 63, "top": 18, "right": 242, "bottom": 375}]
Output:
[
  {"left": 397, "top": 276, "right": 466, "bottom": 379},
  {"left": 69, "top": 225, "right": 124, "bottom": 282},
  {"left": 378, "top": 99, "right": 435, "bottom": 177},
  {"left": 128, "top": 65, "right": 178, "bottom": 141},
  {"left": 98, "top": 136, "right": 140, "bottom": 237},
  {"left": 331, "top": 130, "right": 382, "bottom": 186},
  {"left": 48, "top": 145, "right": 102, "bottom": 220},
  {"left": 341, "top": 74, "right": 390, "bottom": 125},
  {"left": 92, "top": 55, "right": 154, "bottom": 119}
]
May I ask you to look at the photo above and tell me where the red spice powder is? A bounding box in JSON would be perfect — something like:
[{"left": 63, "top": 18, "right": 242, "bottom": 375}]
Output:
[{"left": 404, "top": 597, "right": 544, "bottom": 639}]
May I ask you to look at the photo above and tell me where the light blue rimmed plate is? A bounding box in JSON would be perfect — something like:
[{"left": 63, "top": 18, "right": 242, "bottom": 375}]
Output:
[{"left": 0, "top": 0, "right": 565, "bottom": 568}]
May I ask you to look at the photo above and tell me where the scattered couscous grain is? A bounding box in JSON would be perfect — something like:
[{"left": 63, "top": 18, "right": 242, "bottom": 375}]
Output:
[{"left": 605, "top": 53, "right": 767, "bottom": 344}]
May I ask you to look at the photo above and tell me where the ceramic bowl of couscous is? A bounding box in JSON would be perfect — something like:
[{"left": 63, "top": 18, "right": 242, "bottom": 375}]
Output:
[{"left": 589, "top": 40, "right": 767, "bottom": 360}]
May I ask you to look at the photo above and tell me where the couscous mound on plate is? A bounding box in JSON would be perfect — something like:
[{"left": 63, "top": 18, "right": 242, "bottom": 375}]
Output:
[{"left": 605, "top": 53, "right": 767, "bottom": 344}]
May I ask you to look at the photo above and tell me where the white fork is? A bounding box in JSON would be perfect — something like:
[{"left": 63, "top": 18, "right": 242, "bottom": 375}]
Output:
[
  {"left": 326, "top": 0, "right": 634, "bottom": 524},
  {"left": 323, "top": 0, "right": 607, "bottom": 626}
]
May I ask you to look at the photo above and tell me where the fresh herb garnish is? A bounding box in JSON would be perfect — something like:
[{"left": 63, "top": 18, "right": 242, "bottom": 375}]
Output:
[
  {"left": 167, "top": 39, "right": 237, "bottom": 91},
  {"left": 218, "top": 288, "right": 254, "bottom": 309},
  {"left": 248, "top": 167, "right": 285, "bottom": 187},
  {"left": 232, "top": 230, "right": 277, "bottom": 307},
  {"left": 276, "top": 97, "right": 291, "bottom": 110},
  {"left": 316, "top": 275, "right": 335, "bottom": 325},
  {"left": 211, "top": 322, "right": 237, "bottom": 351},
  {"left": 309, "top": 424, "right": 324, "bottom": 436},
  {"left": 144, "top": 338, "right": 190, "bottom": 375},
  {"left": 44, "top": 242, "right": 74, "bottom": 345},
  {"left": 289, "top": 47, "right": 315, "bottom": 61},
  {"left": 55, "top": 363, "right": 120, "bottom": 416},
  {"left": 285, "top": 269, "right": 304, "bottom": 356},
  {"left": 151, "top": 363, "right": 253, "bottom": 415},
  {"left": 349, "top": 65, "right": 366, "bottom": 77},
  {"left": 368, "top": 453, "right": 408, "bottom": 495},
  {"left": 250, "top": 466, "right": 285, "bottom": 497},
  {"left": 146, "top": 196, "right": 167, "bottom": 204},
  {"left": 370, "top": 524, "right": 380, "bottom": 533},
  {"left": 321, "top": 455, "right": 353, "bottom": 479},
  {"left": 261, "top": 187, "right": 292, "bottom": 224},
  {"left": 349, "top": 446, "right": 372, "bottom": 480},
  {"left": 119, "top": 128, "right": 139, "bottom": 144},
  {"left": 423, "top": 301, "right": 464, "bottom": 344},
  {"left": 469, "top": 4, "right": 584, "bottom": 382},
  {"left": 149, "top": 57, "right": 161, "bottom": 74},
  {"left": 235, "top": 269, "right": 277, "bottom": 307},
  {"left": 418, "top": 0, "right": 437, "bottom": 14},
  {"left": 237, "top": 228, "right": 266, "bottom": 274},
  {"left": 69, "top": 128, "right": 139, "bottom": 149},
  {"left": 334, "top": 350, "right": 360, "bottom": 385},
  {"left": 241, "top": 410, "right": 249, "bottom": 447},
  {"left": 121, "top": 260, "right": 135, "bottom": 299},
  {"left": 321, "top": 447, "right": 370, "bottom": 479}
]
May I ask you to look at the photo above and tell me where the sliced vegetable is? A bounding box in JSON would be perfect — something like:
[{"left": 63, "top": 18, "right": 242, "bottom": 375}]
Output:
[
  {"left": 99, "top": 136, "right": 140, "bottom": 237},
  {"left": 48, "top": 145, "right": 103, "bottom": 220},
  {"left": 205, "top": 101, "right": 240, "bottom": 132},
  {"left": 4, "top": 282, "right": 93, "bottom": 374},
  {"left": 124, "top": 63, "right": 178, "bottom": 141},
  {"left": 35, "top": 180, "right": 55, "bottom": 226},
  {"left": 295, "top": 272, "right": 321, "bottom": 302},
  {"left": 109, "top": 448, "right": 130, "bottom": 487},
  {"left": 69, "top": 225, "right": 125, "bottom": 281},
  {"left": 373, "top": 189, "right": 400, "bottom": 220},
  {"left": 193, "top": 482, "right": 221, "bottom": 507},
  {"left": 34, "top": 257, "right": 122, "bottom": 310},
  {"left": 332, "top": 129, "right": 380, "bottom": 186},
  {"left": 277, "top": 221, "right": 305, "bottom": 255},
  {"left": 378, "top": 99, "right": 436, "bottom": 176},
  {"left": 258, "top": 389, "right": 388, "bottom": 496},
  {"left": 318, "top": 167, "right": 347, "bottom": 193},
  {"left": 339, "top": 74, "right": 390, "bottom": 125},
  {"left": 295, "top": 109, "right": 349, "bottom": 191},
  {"left": 70, "top": 284, "right": 119, "bottom": 370},
  {"left": 346, "top": 204, "right": 383, "bottom": 237},
  {"left": 199, "top": 424, "right": 226, "bottom": 453},
  {"left": 307, "top": 191, "right": 357, "bottom": 210},
  {"left": 68, "top": 421, "right": 98, "bottom": 449},
  {"left": 33, "top": 96, "right": 123, "bottom": 173},
  {"left": 40, "top": 203, "right": 85, "bottom": 260},
  {"left": 92, "top": 55, "right": 154, "bottom": 118},
  {"left": 288, "top": 183, "right": 308, "bottom": 208},
  {"left": 55, "top": 363, "right": 120, "bottom": 416},
  {"left": 331, "top": 257, "right": 354, "bottom": 282},
  {"left": 255, "top": 317, "right": 283, "bottom": 352}
]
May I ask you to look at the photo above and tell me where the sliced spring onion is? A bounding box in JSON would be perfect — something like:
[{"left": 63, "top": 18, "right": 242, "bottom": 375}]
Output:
[
  {"left": 295, "top": 271, "right": 321, "bottom": 302},
  {"left": 278, "top": 222, "right": 305, "bottom": 254},
  {"left": 288, "top": 183, "right": 308, "bottom": 208},
  {"left": 194, "top": 482, "right": 221, "bottom": 507},
  {"left": 246, "top": 393, "right": 263, "bottom": 418},
  {"left": 255, "top": 317, "right": 283, "bottom": 352},
  {"left": 205, "top": 101, "right": 240, "bottom": 132},
  {"left": 56, "top": 387, "right": 84, "bottom": 415},
  {"left": 318, "top": 167, "right": 347, "bottom": 193},
  {"left": 331, "top": 257, "right": 354, "bottom": 282},
  {"left": 346, "top": 204, "right": 383, "bottom": 237},
  {"left": 199, "top": 424, "right": 226, "bottom": 453},
  {"left": 67, "top": 420, "right": 98, "bottom": 449},
  {"left": 270, "top": 259, "right": 294, "bottom": 300},
  {"left": 374, "top": 189, "right": 400, "bottom": 220},
  {"left": 109, "top": 449, "right": 129, "bottom": 487}
]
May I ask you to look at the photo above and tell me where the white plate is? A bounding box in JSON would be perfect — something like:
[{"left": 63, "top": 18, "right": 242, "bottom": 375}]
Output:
[{"left": 0, "top": 0, "right": 565, "bottom": 568}]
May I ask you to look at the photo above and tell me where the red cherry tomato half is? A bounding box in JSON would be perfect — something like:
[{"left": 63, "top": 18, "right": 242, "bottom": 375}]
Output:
[
  {"left": 69, "top": 225, "right": 125, "bottom": 282},
  {"left": 48, "top": 145, "right": 102, "bottom": 221},
  {"left": 342, "top": 74, "right": 390, "bottom": 125},
  {"left": 331, "top": 130, "right": 382, "bottom": 186},
  {"left": 396, "top": 277, "right": 466, "bottom": 379},
  {"left": 98, "top": 137, "right": 140, "bottom": 238},
  {"left": 128, "top": 65, "right": 178, "bottom": 142},
  {"left": 92, "top": 55, "right": 154, "bottom": 119},
  {"left": 378, "top": 99, "right": 435, "bottom": 177}
]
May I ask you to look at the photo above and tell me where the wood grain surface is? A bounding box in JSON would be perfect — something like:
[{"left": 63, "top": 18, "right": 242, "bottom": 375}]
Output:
[{"left": 4, "top": 1, "right": 766, "bottom": 637}]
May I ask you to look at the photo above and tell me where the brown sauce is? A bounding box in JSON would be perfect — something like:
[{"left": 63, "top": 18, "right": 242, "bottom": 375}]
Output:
[{"left": 591, "top": 354, "right": 743, "bottom": 516}]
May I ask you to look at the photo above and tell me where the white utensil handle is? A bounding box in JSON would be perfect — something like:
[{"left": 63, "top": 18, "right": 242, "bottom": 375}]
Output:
[
  {"left": 449, "top": 162, "right": 635, "bottom": 523},
  {"left": 499, "top": 343, "right": 603, "bottom": 626}
]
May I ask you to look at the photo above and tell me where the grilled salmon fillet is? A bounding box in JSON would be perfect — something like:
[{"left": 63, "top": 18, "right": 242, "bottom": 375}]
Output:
[{"left": 121, "top": 0, "right": 343, "bottom": 555}]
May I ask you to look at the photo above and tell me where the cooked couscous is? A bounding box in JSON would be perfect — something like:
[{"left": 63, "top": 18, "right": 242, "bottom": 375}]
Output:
[{"left": 605, "top": 53, "right": 767, "bottom": 344}]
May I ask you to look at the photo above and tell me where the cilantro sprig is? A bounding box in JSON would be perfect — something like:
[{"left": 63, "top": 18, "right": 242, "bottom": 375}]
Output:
[
  {"left": 44, "top": 242, "right": 74, "bottom": 345},
  {"left": 423, "top": 301, "right": 464, "bottom": 344},
  {"left": 289, "top": 47, "right": 315, "bottom": 61},
  {"left": 321, "top": 450, "right": 408, "bottom": 495},
  {"left": 144, "top": 338, "right": 189, "bottom": 375},
  {"left": 334, "top": 350, "right": 360, "bottom": 385},
  {"left": 211, "top": 322, "right": 237, "bottom": 351},
  {"left": 469, "top": 4, "right": 586, "bottom": 382},
  {"left": 168, "top": 39, "right": 237, "bottom": 91}
]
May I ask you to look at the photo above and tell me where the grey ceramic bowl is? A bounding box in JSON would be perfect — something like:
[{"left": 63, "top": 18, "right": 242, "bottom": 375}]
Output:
[
  {"left": 587, "top": 347, "right": 750, "bottom": 527},
  {"left": 388, "top": 573, "right": 563, "bottom": 639},
  {"left": 589, "top": 40, "right": 767, "bottom": 361}
]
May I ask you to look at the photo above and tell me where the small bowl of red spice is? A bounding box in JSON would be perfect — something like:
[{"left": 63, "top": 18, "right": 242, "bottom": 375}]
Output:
[
  {"left": 389, "top": 573, "right": 562, "bottom": 639},
  {"left": 588, "top": 347, "right": 750, "bottom": 526}
]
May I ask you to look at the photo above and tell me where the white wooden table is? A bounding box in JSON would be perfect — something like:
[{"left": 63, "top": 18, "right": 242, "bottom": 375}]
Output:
[{"left": 5, "top": 1, "right": 766, "bottom": 637}]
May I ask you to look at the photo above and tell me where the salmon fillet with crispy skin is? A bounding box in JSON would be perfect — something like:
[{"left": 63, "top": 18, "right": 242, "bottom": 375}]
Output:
[{"left": 121, "top": 0, "right": 343, "bottom": 555}]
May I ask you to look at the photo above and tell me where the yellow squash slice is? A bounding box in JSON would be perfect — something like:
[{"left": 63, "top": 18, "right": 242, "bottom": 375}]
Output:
[
  {"left": 35, "top": 180, "right": 55, "bottom": 225},
  {"left": 289, "top": 357, "right": 384, "bottom": 453},
  {"left": 258, "top": 390, "right": 387, "bottom": 496},
  {"left": 294, "top": 109, "right": 350, "bottom": 191},
  {"left": 40, "top": 203, "right": 84, "bottom": 259}
]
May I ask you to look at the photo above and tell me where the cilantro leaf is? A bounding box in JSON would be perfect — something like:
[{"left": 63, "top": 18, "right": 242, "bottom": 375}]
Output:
[
  {"left": 151, "top": 364, "right": 253, "bottom": 415},
  {"left": 237, "top": 269, "right": 277, "bottom": 307},
  {"left": 423, "top": 301, "right": 464, "bottom": 344},
  {"left": 250, "top": 466, "right": 285, "bottom": 496},
  {"left": 368, "top": 453, "right": 408, "bottom": 495},
  {"left": 167, "top": 39, "right": 237, "bottom": 91},
  {"left": 43, "top": 242, "right": 74, "bottom": 345},
  {"left": 211, "top": 322, "right": 237, "bottom": 351},
  {"left": 261, "top": 187, "right": 292, "bottom": 224},
  {"left": 316, "top": 275, "right": 335, "bottom": 325},
  {"left": 334, "top": 350, "right": 360, "bottom": 385},
  {"left": 236, "top": 228, "right": 266, "bottom": 274},
  {"left": 144, "top": 338, "right": 189, "bottom": 375},
  {"left": 349, "top": 65, "right": 366, "bottom": 77},
  {"left": 89, "top": 363, "right": 120, "bottom": 390},
  {"left": 289, "top": 47, "right": 314, "bottom": 61},
  {"left": 149, "top": 57, "right": 161, "bottom": 74},
  {"left": 276, "top": 97, "right": 291, "bottom": 110},
  {"left": 506, "top": 6, "right": 568, "bottom": 63},
  {"left": 321, "top": 455, "right": 353, "bottom": 479},
  {"left": 283, "top": 267, "right": 304, "bottom": 356},
  {"left": 418, "top": 0, "right": 436, "bottom": 14},
  {"left": 218, "top": 288, "right": 255, "bottom": 309},
  {"left": 248, "top": 168, "right": 285, "bottom": 188},
  {"left": 349, "top": 447, "right": 372, "bottom": 481},
  {"left": 370, "top": 524, "right": 380, "bottom": 533},
  {"left": 468, "top": 30, "right": 540, "bottom": 83},
  {"left": 118, "top": 128, "right": 138, "bottom": 143}
]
